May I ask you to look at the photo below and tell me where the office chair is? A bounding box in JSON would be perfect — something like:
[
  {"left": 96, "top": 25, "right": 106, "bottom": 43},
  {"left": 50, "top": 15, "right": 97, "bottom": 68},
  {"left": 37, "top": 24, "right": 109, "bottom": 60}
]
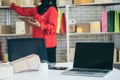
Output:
[{"left": 7, "top": 38, "right": 48, "bottom": 62}]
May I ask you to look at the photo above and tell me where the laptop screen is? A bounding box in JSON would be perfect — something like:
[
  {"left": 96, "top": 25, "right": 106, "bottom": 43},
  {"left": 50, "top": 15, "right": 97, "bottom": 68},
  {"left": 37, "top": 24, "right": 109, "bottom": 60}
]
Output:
[{"left": 73, "top": 42, "right": 114, "bottom": 70}]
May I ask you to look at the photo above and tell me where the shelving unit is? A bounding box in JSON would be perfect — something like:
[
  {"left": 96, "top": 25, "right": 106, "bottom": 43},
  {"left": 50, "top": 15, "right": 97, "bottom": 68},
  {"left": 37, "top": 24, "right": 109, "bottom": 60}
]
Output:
[
  {"left": 0, "top": 6, "right": 32, "bottom": 35},
  {"left": 65, "top": 2, "right": 120, "bottom": 62}
]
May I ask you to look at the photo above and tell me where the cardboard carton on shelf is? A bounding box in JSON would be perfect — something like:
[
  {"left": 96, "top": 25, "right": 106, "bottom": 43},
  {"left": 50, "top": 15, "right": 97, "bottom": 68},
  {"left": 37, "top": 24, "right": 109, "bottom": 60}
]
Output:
[
  {"left": 15, "top": 0, "right": 34, "bottom": 7},
  {"left": 94, "top": 0, "right": 113, "bottom": 3},
  {"left": 90, "top": 21, "right": 101, "bottom": 33},
  {"left": 76, "top": 23, "right": 90, "bottom": 33},
  {"left": 70, "top": 48, "right": 75, "bottom": 62},
  {"left": 15, "top": 21, "right": 31, "bottom": 34},
  {"left": 0, "top": 42, "right": 1, "bottom": 61},
  {"left": 69, "top": 24, "right": 76, "bottom": 33},
  {"left": 58, "top": 0, "right": 73, "bottom": 6},
  {"left": 0, "top": 25, "right": 12, "bottom": 34},
  {"left": 0, "top": 0, "right": 2, "bottom": 6},
  {"left": 75, "top": 0, "right": 92, "bottom": 4}
]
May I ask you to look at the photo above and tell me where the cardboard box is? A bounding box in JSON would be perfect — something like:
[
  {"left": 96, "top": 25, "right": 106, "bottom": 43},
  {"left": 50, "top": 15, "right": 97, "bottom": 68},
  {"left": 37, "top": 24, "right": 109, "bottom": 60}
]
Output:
[
  {"left": 0, "top": 42, "right": 1, "bottom": 61},
  {"left": 76, "top": 23, "right": 90, "bottom": 33},
  {"left": 90, "top": 21, "right": 101, "bottom": 33},
  {"left": 15, "top": 0, "right": 34, "bottom": 7},
  {"left": 15, "top": 21, "right": 30, "bottom": 34},
  {"left": 75, "top": 0, "right": 92, "bottom": 4},
  {"left": 0, "top": 25, "right": 12, "bottom": 34},
  {"left": 69, "top": 24, "right": 76, "bottom": 33},
  {"left": 58, "top": 0, "right": 73, "bottom": 6},
  {"left": 94, "top": 0, "right": 113, "bottom": 3},
  {"left": 10, "top": 54, "right": 41, "bottom": 73},
  {"left": 70, "top": 48, "right": 75, "bottom": 62},
  {"left": 0, "top": 0, "right": 2, "bottom": 6}
]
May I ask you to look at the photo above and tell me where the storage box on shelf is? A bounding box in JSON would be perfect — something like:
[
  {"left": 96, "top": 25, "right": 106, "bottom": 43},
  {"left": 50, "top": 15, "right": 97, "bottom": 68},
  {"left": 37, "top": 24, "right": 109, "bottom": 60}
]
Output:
[
  {"left": 114, "top": 48, "right": 120, "bottom": 69},
  {"left": 94, "top": 0, "right": 113, "bottom": 3},
  {"left": 0, "top": 42, "right": 1, "bottom": 61},
  {"left": 0, "top": 25, "right": 12, "bottom": 34},
  {"left": 57, "top": 0, "right": 73, "bottom": 6},
  {"left": 75, "top": 0, "right": 93, "bottom": 4},
  {"left": 15, "top": 21, "right": 31, "bottom": 34}
]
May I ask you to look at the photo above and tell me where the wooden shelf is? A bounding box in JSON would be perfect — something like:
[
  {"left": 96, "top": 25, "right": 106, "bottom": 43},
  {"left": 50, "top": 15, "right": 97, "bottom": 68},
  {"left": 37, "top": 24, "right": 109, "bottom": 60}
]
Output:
[
  {"left": 1, "top": 2, "right": 120, "bottom": 9},
  {"left": 69, "top": 32, "right": 120, "bottom": 35},
  {"left": 0, "top": 6, "right": 9, "bottom": 8},
  {"left": 0, "top": 34, "right": 31, "bottom": 37},
  {"left": 68, "top": 2, "right": 120, "bottom": 7},
  {"left": 0, "top": 6, "right": 35, "bottom": 9},
  {"left": 57, "top": 5, "right": 66, "bottom": 8}
]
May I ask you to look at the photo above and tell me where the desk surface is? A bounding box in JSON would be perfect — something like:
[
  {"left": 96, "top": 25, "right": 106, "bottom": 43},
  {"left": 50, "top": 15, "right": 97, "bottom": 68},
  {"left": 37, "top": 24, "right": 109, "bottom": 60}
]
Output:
[{"left": 4, "top": 63, "right": 120, "bottom": 80}]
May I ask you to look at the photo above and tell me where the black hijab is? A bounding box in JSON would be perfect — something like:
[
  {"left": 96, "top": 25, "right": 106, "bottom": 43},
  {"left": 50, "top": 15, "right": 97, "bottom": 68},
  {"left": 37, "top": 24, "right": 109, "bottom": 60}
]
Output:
[{"left": 37, "top": 0, "right": 57, "bottom": 15}]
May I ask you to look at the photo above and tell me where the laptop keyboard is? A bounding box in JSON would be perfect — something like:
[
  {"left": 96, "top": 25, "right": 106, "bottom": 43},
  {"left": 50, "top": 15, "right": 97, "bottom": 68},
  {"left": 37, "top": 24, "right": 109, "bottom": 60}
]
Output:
[{"left": 70, "top": 68, "right": 109, "bottom": 73}]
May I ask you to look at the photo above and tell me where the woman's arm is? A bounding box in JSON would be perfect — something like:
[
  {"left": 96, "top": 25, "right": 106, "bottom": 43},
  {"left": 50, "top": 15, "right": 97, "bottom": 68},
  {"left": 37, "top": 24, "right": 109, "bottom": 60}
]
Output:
[
  {"left": 7, "top": 0, "right": 36, "bottom": 17},
  {"left": 9, "top": 3, "right": 36, "bottom": 16}
]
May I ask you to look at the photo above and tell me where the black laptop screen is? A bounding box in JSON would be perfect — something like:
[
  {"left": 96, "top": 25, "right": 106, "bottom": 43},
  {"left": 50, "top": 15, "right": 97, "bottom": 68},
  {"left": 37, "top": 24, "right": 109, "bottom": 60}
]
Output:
[{"left": 73, "top": 42, "right": 114, "bottom": 70}]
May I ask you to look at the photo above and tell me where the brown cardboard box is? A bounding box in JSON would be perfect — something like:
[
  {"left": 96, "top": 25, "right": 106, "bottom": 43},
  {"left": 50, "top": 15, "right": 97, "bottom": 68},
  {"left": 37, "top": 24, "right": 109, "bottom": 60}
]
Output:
[
  {"left": 70, "top": 48, "right": 75, "bottom": 62},
  {"left": 1, "top": 0, "right": 10, "bottom": 6},
  {"left": 0, "top": 0, "right": 2, "bottom": 6},
  {"left": 69, "top": 24, "right": 76, "bottom": 33},
  {"left": 75, "top": 0, "right": 92, "bottom": 4},
  {"left": 0, "top": 42, "right": 1, "bottom": 61},
  {"left": 0, "top": 25, "right": 12, "bottom": 34},
  {"left": 76, "top": 23, "right": 90, "bottom": 33},
  {"left": 15, "top": 0, "right": 34, "bottom": 7},
  {"left": 58, "top": 0, "right": 73, "bottom": 6}
]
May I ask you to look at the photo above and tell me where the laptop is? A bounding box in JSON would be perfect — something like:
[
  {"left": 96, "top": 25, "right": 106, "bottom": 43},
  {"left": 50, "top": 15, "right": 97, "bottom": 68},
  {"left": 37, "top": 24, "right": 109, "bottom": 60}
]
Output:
[{"left": 63, "top": 42, "right": 114, "bottom": 77}]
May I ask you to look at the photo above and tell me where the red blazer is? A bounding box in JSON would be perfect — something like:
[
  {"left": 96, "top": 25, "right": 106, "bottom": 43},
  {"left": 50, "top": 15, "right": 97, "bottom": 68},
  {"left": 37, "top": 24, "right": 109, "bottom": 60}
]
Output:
[{"left": 10, "top": 3, "right": 58, "bottom": 48}]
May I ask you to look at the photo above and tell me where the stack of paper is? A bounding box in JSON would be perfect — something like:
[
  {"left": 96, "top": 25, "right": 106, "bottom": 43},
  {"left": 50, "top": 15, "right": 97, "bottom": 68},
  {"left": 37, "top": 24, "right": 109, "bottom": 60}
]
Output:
[
  {"left": 10, "top": 54, "right": 41, "bottom": 73},
  {"left": 0, "top": 63, "right": 14, "bottom": 79}
]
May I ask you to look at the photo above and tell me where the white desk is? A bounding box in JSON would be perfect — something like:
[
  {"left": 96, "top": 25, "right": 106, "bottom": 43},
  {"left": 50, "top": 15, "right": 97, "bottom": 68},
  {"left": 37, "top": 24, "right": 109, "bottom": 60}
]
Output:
[{"left": 4, "top": 63, "right": 120, "bottom": 80}]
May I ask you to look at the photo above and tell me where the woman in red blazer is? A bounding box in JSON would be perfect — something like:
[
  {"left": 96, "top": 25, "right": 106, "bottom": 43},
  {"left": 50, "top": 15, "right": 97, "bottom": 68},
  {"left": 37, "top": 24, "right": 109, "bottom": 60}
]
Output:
[{"left": 8, "top": 0, "right": 58, "bottom": 63}]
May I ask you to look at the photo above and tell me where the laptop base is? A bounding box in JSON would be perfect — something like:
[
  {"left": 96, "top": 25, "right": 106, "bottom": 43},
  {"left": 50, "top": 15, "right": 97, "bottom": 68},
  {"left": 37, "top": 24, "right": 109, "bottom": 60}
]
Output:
[{"left": 62, "top": 68, "right": 111, "bottom": 77}]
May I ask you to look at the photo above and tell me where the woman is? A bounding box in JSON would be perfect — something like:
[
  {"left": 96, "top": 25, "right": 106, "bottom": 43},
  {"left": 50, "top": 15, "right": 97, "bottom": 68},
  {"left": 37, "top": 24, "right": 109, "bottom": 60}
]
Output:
[{"left": 7, "top": 0, "right": 58, "bottom": 63}]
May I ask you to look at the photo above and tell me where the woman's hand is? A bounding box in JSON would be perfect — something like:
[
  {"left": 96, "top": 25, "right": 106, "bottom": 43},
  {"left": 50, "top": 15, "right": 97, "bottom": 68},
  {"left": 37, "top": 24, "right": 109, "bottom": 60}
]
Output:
[{"left": 28, "top": 19, "right": 41, "bottom": 28}]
